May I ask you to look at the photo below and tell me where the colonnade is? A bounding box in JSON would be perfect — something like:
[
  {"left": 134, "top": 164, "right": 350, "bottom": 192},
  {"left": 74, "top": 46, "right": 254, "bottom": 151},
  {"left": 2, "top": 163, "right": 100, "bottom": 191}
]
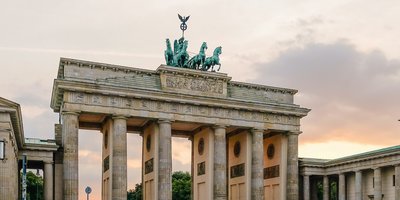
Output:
[
  {"left": 61, "top": 112, "right": 300, "bottom": 200},
  {"left": 303, "top": 165, "right": 400, "bottom": 200}
]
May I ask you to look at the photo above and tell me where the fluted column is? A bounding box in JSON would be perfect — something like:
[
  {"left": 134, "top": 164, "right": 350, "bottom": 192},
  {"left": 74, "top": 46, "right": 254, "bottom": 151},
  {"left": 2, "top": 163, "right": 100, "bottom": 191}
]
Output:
[
  {"left": 355, "top": 170, "right": 362, "bottom": 200},
  {"left": 158, "top": 119, "right": 172, "bottom": 200},
  {"left": 396, "top": 165, "right": 400, "bottom": 200},
  {"left": 339, "top": 173, "right": 346, "bottom": 200},
  {"left": 303, "top": 175, "right": 310, "bottom": 200},
  {"left": 213, "top": 124, "right": 227, "bottom": 200},
  {"left": 62, "top": 112, "right": 79, "bottom": 200},
  {"left": 323, "top": 176, "right": 329, "bottom": 200},
  {"left": 251, "top": 129, "right": 264, "bottom": 200},
  {"left": 287, "top": 131, "right": 300, "bottom": 200},
  {"left": 112, "top": 116, "right": 127, "bottom": 200},
  {"left": 44, "top": 161, "right": 54, "bottom": 200},
  {"left": 374, "top": 167, "right": 382, "bottom": 200}
]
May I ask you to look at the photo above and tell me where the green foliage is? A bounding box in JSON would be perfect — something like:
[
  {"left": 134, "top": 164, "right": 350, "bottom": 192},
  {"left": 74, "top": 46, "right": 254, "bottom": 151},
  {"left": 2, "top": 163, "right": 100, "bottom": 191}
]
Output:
[
  {"left": 172, "top": 171, "right": 191, "bottom": 200},
  {"left": 25, "top": 171, "right": 43, "bottom": 200},
  {"left": 128, "top": 171, "right": 191, "bottom": 200},
  {"left": 127, "top": 183, "right": 142, "bottom": 200}
]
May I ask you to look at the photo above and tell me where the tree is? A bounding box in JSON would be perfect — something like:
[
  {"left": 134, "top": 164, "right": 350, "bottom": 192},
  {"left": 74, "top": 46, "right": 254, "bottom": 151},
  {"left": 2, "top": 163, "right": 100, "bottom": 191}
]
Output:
[
  {"left": 128, "top": 171, "right": 191, "bottom": 200},
  {"left": 25, "top": 171, "right": 43, "bottom": 200},
  {"left": 172, "top": 171, "right": 191, "bottom": 200},
  {"left": 127, "top": 183, "right": 142, "bottom": 200}
]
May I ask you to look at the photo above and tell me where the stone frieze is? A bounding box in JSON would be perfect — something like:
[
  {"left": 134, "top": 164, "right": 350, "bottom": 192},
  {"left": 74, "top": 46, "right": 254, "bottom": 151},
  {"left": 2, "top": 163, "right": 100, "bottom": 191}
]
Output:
[{"left": 67, "top": 92, "right": 300, "bottom": 126}]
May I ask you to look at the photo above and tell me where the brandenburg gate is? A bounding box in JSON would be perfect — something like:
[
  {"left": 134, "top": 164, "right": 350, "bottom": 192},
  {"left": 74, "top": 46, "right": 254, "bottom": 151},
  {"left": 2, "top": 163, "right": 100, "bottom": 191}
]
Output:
[{"left": 50, "top": 57, "right": 309, "bottom": 200}]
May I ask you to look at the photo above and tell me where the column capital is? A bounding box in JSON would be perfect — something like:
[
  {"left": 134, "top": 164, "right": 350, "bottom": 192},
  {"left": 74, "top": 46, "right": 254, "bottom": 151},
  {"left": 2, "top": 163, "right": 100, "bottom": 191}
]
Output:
[
  {"left": 158, "top": 118, "right": 173, "bottom": 124},
  {"left": 373, "top": 167, "right": 381, "bottom": 170},
  {"left": 251, "top": 128, "right": 265, "bottom": 133},
  {"left": 112, "top": 115, "right": 128, "bottom": 120},
  {"left": 61, "top": 111, "right": 80, "bottom": 116},
  {"left": 43, "top": 160, "right": 54, "bottom": 164},
  {"left": 212, "top": 124, "right": 226, "bottom": 129},
  {"left": 287, "top": 130, "right": 302, "bottom": 135}
]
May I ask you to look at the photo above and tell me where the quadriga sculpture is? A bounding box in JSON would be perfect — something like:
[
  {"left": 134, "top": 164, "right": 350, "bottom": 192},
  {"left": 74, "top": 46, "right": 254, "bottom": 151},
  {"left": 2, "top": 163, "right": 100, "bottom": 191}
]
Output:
[{"left": 164, "top": 37, "right": 222, "bottom": 72}]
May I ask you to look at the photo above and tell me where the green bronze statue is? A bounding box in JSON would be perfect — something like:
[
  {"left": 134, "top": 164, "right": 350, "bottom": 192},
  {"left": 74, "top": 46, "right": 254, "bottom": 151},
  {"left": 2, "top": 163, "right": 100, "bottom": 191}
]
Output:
[
  {"left": 173, "top": 40, "right": 189, "bottom": 68},
  {"left": 186, "top": 42, "right": 207, "bottom": 70},
  {"left": 202, "top": 46, "right": 222, "bottom": 71},
  {"left": 164, "top": 39, "right": 174, "bottom": 66},
  {"left": 163, "top": 14, "right": 222, "bottom": 71}
]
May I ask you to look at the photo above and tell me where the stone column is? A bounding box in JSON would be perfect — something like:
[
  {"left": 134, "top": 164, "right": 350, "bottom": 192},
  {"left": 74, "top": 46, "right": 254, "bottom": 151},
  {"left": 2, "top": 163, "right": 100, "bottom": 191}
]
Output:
[
  {"left": 323, "top": 176, "right": 329, "bottom": 200},
  {"left": 374, "top": 167, "right": 382, "bottom": 200},
  {"left": 213, "top": 125, "right": 227, "bottom": 200},
  {"left": 396, "top": 165, "right": 400, "bottom": 200},
  {"left": 287, "top": 132, "right": 300, "bottom": 200},
  {"left": 44, "top": 161, "right": 54, "bottom": 200},
  {"left": 355, "top": 170, "right": 362, "bottom": 200},
  {"left": 62, "top": 112, "right": 79, "bottom": 200},
  {"left": 251, "top": 129, "right": 264, "bottom": 200},
  {"left": 158, "top": 119, "right": 172, "bottom": 200},
  {"left": 303, "top": 175, "right": 310, "bottom": 200},
  {"left": 339, "top": 173, "right": 346, "bottom": 200},
  {"left": 112, "top": 116, "right": 127, "bottom": 200}
]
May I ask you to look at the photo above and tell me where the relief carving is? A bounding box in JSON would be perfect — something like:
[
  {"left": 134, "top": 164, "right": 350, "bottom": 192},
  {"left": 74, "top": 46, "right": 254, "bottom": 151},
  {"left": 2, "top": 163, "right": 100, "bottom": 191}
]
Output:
[{"left": 165, "top": 75, "right": 223, "bottom": 94}]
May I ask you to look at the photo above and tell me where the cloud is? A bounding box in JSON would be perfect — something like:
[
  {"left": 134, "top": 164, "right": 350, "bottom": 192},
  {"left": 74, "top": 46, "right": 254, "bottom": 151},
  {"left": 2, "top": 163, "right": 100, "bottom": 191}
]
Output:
[{"left": 252, "top": 41, "right": 400, "bottom": 145}]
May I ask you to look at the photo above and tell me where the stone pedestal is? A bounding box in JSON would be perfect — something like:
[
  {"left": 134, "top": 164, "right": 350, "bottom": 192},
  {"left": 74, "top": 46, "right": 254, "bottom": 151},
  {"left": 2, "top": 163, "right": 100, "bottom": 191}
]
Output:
[
  {"left": 158, "top": 119, "right": 172, "bottom": 200},
  {"left": 339, "top": 173, "right": 345, "bottom": 200},
  {"left": 287, "top": 132, "right": 299, "bottom": 200},
  {"left": 213, "top": 125, "right": 227, "bottom": 200},
  {"left": 44, "top": 161, "right": 54, "bottom": 200},
  {"left": 111, "top": 116, "right": 127, "bottom": 200},
  {"left": 355, "top": 170, "right": 362, "bottom": 200},
  {"left": 374, "top": 168, "right": 382, "bottom": 200},
  {"left": 323, "top": 176, "right": 329, "bottom": 200},
  {"left": 251, "top": 129, "right": 264, "bottom": 200},
  {"left": 62, "top": 112, "right": 79, "bottom": 200},
  {"left": 303, "top": 175, "right": 310, "bottom": 200}
]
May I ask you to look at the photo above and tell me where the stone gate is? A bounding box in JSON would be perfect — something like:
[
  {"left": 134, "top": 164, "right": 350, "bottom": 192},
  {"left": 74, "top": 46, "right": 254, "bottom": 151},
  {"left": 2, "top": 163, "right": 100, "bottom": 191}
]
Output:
[{"left": 50, "top": 57, "right": 310, "bottom": 200}]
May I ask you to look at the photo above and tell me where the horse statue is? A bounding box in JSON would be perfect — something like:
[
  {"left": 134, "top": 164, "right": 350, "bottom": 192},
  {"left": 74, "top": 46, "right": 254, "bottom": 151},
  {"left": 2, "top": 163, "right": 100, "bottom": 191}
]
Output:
[
  {"left": 186, "top": 42, "right": 207, "bottom": 69},
  {"left": 202, "top": 46, "right": 222, "bottom": 71},
  {"left": 164, "top": 39, "right": 174, "bottom": 66},
  {"left": 173, "top": 40, "right": 189, "bottom": 67}
]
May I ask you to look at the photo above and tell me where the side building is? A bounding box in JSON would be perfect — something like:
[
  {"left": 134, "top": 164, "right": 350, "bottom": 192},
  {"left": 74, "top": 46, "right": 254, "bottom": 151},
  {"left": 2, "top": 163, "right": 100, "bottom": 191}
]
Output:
[
  {"left": 0, "top": 97, "right": 58, "bottom": 200},
  {"left": 300, "top": 146, "right": 400, "bottom": 200}
]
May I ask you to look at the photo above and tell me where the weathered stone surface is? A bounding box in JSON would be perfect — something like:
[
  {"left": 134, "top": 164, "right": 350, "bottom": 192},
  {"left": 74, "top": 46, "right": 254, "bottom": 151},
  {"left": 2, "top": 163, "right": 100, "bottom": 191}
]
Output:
[
  {"left": 62, "top": 112, "right": 79, "bottom": 200},
  {"left": 339, "top": 173, "right": 345, "bottom": 200},
  {"left": 374, "top": 168, "right": 382, "bottom": 200},
  {"left": 251, "top": 129, "right": 264, "bottom": 200},
  {"left": 355, "top": 170, "right": 362, "bottom": 200},
  {"left": 287, "top": 133, "right": 299, "bottom": 200},
  {"left": 303, "top": 175, "right": 310, "bottom": 200},
  {"left": 323, "top": 176, "right": 329, "bottom": 200},
  {"left": 158, "top": 120, "right": 172, "bottom": 200},
  {"left": 112, "top": 117, "right": 127, "bottom": 200},
  {"left": 213, "top": 125, "right": 227, "bottom": 200},
  {"left": 44, "top": 161, "right": 54, "bottom": 200}
]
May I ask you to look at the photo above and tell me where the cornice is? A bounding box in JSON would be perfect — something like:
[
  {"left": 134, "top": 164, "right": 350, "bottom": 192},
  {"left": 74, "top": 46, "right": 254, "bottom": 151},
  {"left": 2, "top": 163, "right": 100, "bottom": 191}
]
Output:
[
  {"left": 52, "top": 79, "right": 310, "bottom": 117},
  {"left": 58, "top": 57, "right": 156, "bottom": 79},
  {"left": 229, "top": 81, "right": 298, "bottom": 95}
]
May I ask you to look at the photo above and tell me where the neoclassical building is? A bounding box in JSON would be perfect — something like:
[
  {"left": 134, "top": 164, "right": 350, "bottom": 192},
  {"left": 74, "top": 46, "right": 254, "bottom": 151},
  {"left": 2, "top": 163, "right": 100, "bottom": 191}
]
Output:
[{"left": 0, "top": 58, "right": 399, "bottom": 200}]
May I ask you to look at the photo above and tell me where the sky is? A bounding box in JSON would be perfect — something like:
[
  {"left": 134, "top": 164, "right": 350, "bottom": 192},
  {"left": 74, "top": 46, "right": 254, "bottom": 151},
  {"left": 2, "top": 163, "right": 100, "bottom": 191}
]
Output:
[{"left": 1, "top": 0, "right": 400, "bottom": 199}]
